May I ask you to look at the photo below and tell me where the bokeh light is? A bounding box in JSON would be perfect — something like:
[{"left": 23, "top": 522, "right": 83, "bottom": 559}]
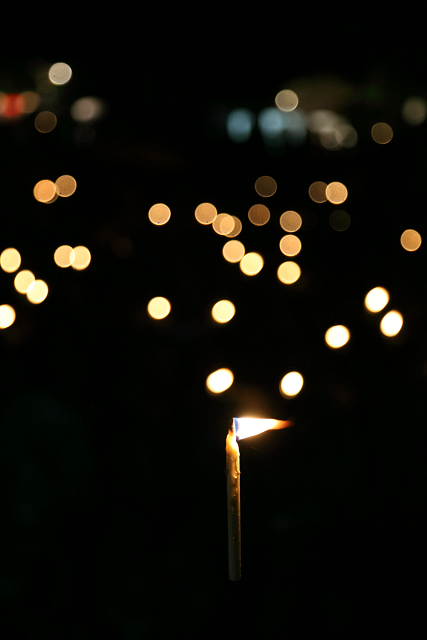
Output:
[
  {"left": 14, "top": 270, "right": 35, "bottom": 294},
  {"left": 213, "top": 213, "right": 235, "bottom": 235},
  {"left": 258, "top": 108, "right": 287, "bottom": 143},
  {"left": 326, "top": 182, "right": 348, "bottom": 205},
  {"left": 325, "top": 325, "right": 350, "bottom": 348},
  {"left": 226, "top": 217, "right": 242, "bottom": 238},
  {"left": 365, "top": 287, "right": 390, "bottom": 313},
  {"left": 280, "top": 210, "right": 302, "bottom": 232},
  {"left": 279, "top": 235, "right": 301, "bottom": 256},
  {"left": 308, "top": 181, "right": 327, "bottom": 203},
  {"left": 1, "top": 248, "right": 21, "bottom": 273},
  {"left": 195, "top": 203, "right": 217, "bottom": 225},
  {"left": 212, "top": 300, "right": 236, "bottom": 323},
  {"left": 148, "top": 203, "right": 171, "bottom": 225},
  {"left": 223, "top": 240, "right": 245, "bottom": 263},
  {"left": 70, "top": 97, "right": 104, "bottom": 122},
  {"left": 0, "top": 304, "right": 16, "bottom": 329},
  {"left": 275, "top": 90, "right": 298, "bottom": 112},
  {"left": 400, "top": 229, "right": 422, "bottom": 252},
  {"left": 227, "top": 109, "right": 255, "bottom": 142},
  {"left": 248, "top": 204, "right": 270, "bottom": 226},
  {"left": 34, "top": 111, "right": 57, "bottom": 133},
  {"left": 147, "top": 297, "right": 171, "bottom": 320},
  {"left": 402, "top": 97, "right": 427, "bottom": 126},
  {"left": 254, "top": 176, "right": 277, "bottom": 197},
  {"left": 33, "top": 180, "right": 57, "bottom": 203},
  {"left": 54, "top": 246, "right": 75, "bottom": 268},
  {"left": 277, "top": 261, "right": 301, "bottom": 284},
  {"left": 240, "top": 252, "right": 264, "bottom": 275},
  {"left": 380, "top": 311, "right": 403, "bottom": 337},
  {"left": 55, "top": 175, "right": 77, "bottom": 197},
  {"left": 371, "top": 123, "right": 393, "bottom": 144},
  {"left": 21, "top": 91, "right": 40, "bottom": 113},
  {"left": 71, "top": 246, "right": 91, "bottom": 270},
  {"left": 280, "top": 371, "right": 304, "bottom": 397},
  {"left": 206, "top": 368, "right": 234, "bottom": 393},
  {"left": 48, "top": 62, "right": 72, "bottom": 86},
  {"left": 330, "top": 210, "right": 351, "bottom": 231},
  {"left": 27, "top": 280, "right": 48, "bottom": 304}
]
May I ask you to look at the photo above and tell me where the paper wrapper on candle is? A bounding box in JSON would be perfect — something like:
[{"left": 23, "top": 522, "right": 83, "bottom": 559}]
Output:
[{"left": 226, "top": 427, "right": 241, "bottom": 581}]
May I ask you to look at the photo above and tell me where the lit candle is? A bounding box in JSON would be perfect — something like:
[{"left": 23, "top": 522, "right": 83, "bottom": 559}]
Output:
[{"left": 226, "top": 417, "right": 292, "bottom": 581}]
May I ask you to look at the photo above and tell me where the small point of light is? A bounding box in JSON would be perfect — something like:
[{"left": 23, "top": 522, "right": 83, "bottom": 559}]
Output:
[
  {"left": 402, "top": 97, "right": 427, "bottom": 126},
  {"left": 226, "top": 216, "right": 242, "bottom": 238},
  {"left": 71, "top": 246, "right": 91, "bottom": 270},
  {"left": 206, "top": 368, "right": 234, "bottom": 393},
  {"left": 277, "top": 261, "right": 301, "bottom": 284},
  {"left": 371, "top": 122, "right": 393, "bottom": 144},
  {"left": 212, "top": 300, "right": 236, "bottom": 323},
  {"left": 70, "top": 97, "right": 104, "bottom": 122},
  {"left": 240, "top": 252, "right": 264, "bottom": 276},
  {"left": 213, "top": 213, "right": 234, "bottom": 235},
  {"left": 280, "top": 211, "right": 302, "bottom": 232},
  {"left": 0, "top": 304, "right": 16, "bottom": 329},
  {"left": 54, "top": 246, "right": 75, "bottom": 268},
  {"left": 1, "top": 248, "right": 21, "bottom": 273},
  {"left": 325, "top": 325, "right": 350, "bottom": 348},
  {"left": 148, "top": 203, "right": 171, "bottom": 225},
  {"left": 226, "top": 109, "right": 255, "bottom": 142},
  {"left": 248, "top": 204, "right": 270, "bottom": 226},
  {"left": 195, "top": 203, "right": 217, "bottom": 225},
  {"left": 280, "top": 371, "right": 304, "bottom": 397},
  {"left": 254, "top": 176, "right": 277, "bottom": 198},
  {"left": 279, "top": 235, "right": 301, "bottom": 256},
  {"left": 400, "top": 229, "right": 422, "bottom": 252},
  {"left": 380, "top": 310, "right": 403, "bottom": 337},
  {"left": 275, "top": 89, "right": 299, "bottom": 112},
  {"left": 222, "top": 240, "right": 245, "bottom": 263},
  {"left": 330, "top": 210, "right": 351, "bottom": 231},
  {"left": 326, "top": 182, "right": 348, "bottom": 205},
  {"left": 308, "top": 181, "right": 327, "bottom": 203},
  {"left": 365, "top": 287, "right": 390, "bottom": 313},
  {"left": 14, "top": 270, "right": 35, "bottom": 294},
  {"left": 147, "top": 297, "right": 171, "bottom": 319},
  {"left": 55, "top": 175, "right": 77, "bottom": 197},
  {"left": 48, "top": 62, "right": 72, "bottom": 86},
  {"left": 27, "top": 279, "right": 48, "bottom": 304},
  {"left": 34, "top": 111, "right": 57, "bottom": 133}
]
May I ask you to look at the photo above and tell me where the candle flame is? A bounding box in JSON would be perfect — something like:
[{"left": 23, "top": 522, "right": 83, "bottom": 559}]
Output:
[{"left": 233, "top": 417, "right": 292, "bottom": 441}]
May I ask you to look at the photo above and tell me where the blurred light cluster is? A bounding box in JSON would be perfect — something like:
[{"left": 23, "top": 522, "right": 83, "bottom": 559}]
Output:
[
  {"left": 364, "top": 287, "right": 403, "bottom": 337},
  {"left": 308, "top": 181, "right": 348, "bottom": 204},
  {"left": 308, "top": 110, "right": 358, "bottom": 150},
  {"left": 1, "top": 247, "right": 49, "bottom": 311},
  {"left": 34, "top": 175, "right": 77, "bottom": 204},
  {"left": 54, "top": 245, "right": 91, "bottom": 270}
]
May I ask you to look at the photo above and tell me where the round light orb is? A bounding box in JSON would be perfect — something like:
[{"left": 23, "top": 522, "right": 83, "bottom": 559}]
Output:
[
  {"left": 364, "top": 287, "right": 389, "bottom": 313},
  {"left": 380, "top": 311, "right": 403, "bottom": 337},
  {"left": 206, "top": 368, "right": 234, "bottom": 393},
  {"left": 325, "top": 325, "right": 350, "bottom": 348},
  {"left": 147, "top": 297, "right": 171, "bottom": 319},
  {"left": 0, "top": 304, "right": 16, "bottom": 329},
  {"left": 48, "top": 62, "right": 72, "bottom": 85},
  {"left": 212, "top": 300, "right": 235, "bottom": 324},
  {"left": 280, "top": 371, "right": 304, "bottom": 397}
]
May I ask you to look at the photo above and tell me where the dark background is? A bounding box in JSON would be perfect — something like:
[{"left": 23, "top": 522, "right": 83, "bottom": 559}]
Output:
[{"left": 1, "top": 14, "right": 427, "bottom": 637}]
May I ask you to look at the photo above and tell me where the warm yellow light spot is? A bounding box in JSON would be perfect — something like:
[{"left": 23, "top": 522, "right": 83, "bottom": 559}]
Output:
[
  {"left": 308, "top": 181, "right": 327, "bottom": 203},
  {"left": 277, "top": 261, "right": 301, "bottom": 284},
  {"left": 380, "top": 310, "right": 403, "bottom": 337},
  {"left": 1, "top": 248, "right": 21, "bottom": 273},
  {"left": 254, "top": 176, "right": 277, "bottom": 197},
  {"left": 33, "top": 179, "right": 57, "bottom": 203},
  {"left": 330, "top": 210, "right": 351, "bottom": 231},
  {"left": 365, "top": 287, "right": 390, "bottom": 313},
  {"left": 326, "top": 182, "right": 348, "bottom": 205},
  {"left": 0, "top": 304, "right": 16, "bottom": 329},
  {"left": 195, "top": 202, "right": 217, "bottom": 225},
  {"left": 248, "top": 204, "right": 270, "bottom": 226},
  {"left": 70, "top": 97, "right": 104, "bottom": 122},
  {"left": 275, "top": 89, "right": 299, "bottom": 112},
  {"left": 71, "top": 246, "right": 91, "bottom": 270},
  {"left": 14, "top": 270, "right": 35, "bottom": 294},
  {"left": 148, "top": 203, "right": 171, "bottom": 225},
  {"left": 34, "top": 111, "right": 57, "bottom": 133},
  {"left": 371, "top": 122, "right": 393, "bottom": 144},
  {"left": 402, "top": 97, "right": 427, "bottom": 126},
  {"left": 400, "top": 229, "right": 422, "bottom": 252},
  {"left": 206, "top": 368, "right": 234, "bottom": 394},
  {"left": 280, "top": 210, "right": 302, "bottom": 232},
  {"left": 27, "top": 279, "right": 48, "bottom": 304},
  {"left": 55, "top": 175, "right": 77, "bottom": 197},
  {"left": 213, "top": 213, "right": 234, "bottom": 235},
  {"left": 279, "top": 235, "right": 301, "bottom": 256},
  {"left": 240, "top": 252, "right": 264, "bottom": 276},
  {"left": 48, "top": 62, "right": 72, "bottom": 85},
  {"left": 21, "top": 91, "right": 40, "bottom": 113},
  {"left": 226, "top": 216, "right": 242, "bottom": 238},
  {"left": 235, "top": 418, "right": 288, "bottom": 440},
  {"left": 147, "top": 297, "right": 171, "bottom": 319},
  {"left": 54, "top": 245, "right": 75, "bottom": 268},
  {"left": 212, "top": 300, "right": 235, "bottom": 323},
  {"left": 222, "top": 240, "right": 245, "bottom": 263},
  {"left": 325, "top": 325, "right": 350, "bottom": 348},
  {"left": 280, "top": 371, "right": 304, "bottom": 397}
]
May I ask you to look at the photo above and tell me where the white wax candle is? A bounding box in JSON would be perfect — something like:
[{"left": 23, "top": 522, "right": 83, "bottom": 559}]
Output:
[{"left": 226, "top": 421, "right": 241, "bottom": 581}]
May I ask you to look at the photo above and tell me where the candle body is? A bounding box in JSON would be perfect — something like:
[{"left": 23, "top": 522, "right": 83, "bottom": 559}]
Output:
[{"left": 226, "top": 430, "right": 241, "bottom": 581}]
